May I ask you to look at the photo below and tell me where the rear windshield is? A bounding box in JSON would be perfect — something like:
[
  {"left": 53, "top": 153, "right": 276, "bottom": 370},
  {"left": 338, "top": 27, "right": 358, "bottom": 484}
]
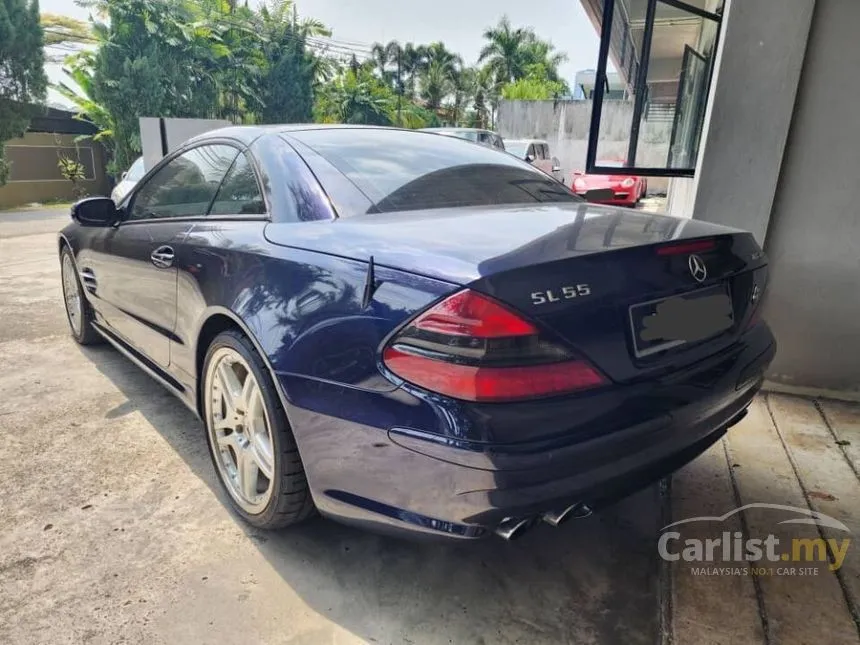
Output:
[{"left": 289, "top": 129, "right": 579, "bottom": 215}]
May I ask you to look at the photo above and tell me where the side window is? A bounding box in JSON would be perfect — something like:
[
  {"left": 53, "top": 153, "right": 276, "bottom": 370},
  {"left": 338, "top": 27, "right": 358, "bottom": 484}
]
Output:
[
  {"left": 127, "top": 145, "right": 238, "bottom": 221},
  {"left": 542, "top": 144, "right": 551, "bottom": 160},
  {"left": 209, "top": 153, "right": 266, "bottom": 216},
  {"left": 494, "top": 136, "right": 505, "bottom": 150},
  {"left": 477, "top": 132, "right": 490, "bottom": 145}
]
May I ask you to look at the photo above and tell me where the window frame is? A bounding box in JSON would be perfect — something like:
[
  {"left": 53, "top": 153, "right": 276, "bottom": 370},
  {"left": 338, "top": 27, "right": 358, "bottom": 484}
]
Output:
[
  {"left": 118, "top": 138, "right": 270, "bottom": 225},
  {"left": 207, "top": 151, "right": 268, "bottom": 218},
  {"left": 585, "top": 0, "right": 723, "bottom": 178}
]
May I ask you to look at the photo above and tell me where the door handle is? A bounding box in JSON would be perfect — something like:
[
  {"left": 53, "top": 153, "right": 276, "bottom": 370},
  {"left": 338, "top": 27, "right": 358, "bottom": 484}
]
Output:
[{"left": 150, "top": 245, "right": 175, "bottom": 268}]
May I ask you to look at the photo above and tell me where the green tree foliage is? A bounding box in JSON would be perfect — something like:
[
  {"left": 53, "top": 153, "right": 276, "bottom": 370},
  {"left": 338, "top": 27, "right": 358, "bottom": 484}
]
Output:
[
  {"left": 313, "top": 65, "right": 435, "bottom": 128},
  {"left": 479, "top": 15, "right": 567, "bottom": 88},
  {"left": 57, "top": 154, "right": 87, "bottom": 198},
  {"left": 255, "top": 0, "right": 320, "bottom": 124},
  {"left": 500, "top": 64, "right": 567, "bottom": 100},
  {"left": 0, "top": 0, "right": 47, "bottom": 185},
  {"left": 41, "top": 3, "right": 569, "bottom": 171},
  {"left": 40, "top": 12, "right": 90, "bottom": 62}
]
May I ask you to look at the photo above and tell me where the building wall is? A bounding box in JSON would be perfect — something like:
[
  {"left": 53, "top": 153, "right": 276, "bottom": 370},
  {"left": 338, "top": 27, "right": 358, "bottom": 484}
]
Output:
[
  {"left": 0, "top": 132, "right": 111, "bottom": 209},
  {"left": 689, "top": 0, "right": 815, "bottom": 244},
  {"left": 496, "top": 100, "right": 671, "bottom": 193},
  {"left": 761, "top": 0, "right": 860, "bottom": 394}
]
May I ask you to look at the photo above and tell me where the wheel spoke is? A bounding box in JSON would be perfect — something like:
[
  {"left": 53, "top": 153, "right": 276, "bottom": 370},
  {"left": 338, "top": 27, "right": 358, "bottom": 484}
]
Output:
[
  {"left": 216, "top": 361, "right": 241, "bottom": 417},
  {"left": 212, "top": 415, "right": 233, "bottom": 431},
  {"left": 215, "top": 430, "right": 239, "bottom": 452},
  {"left": 237, "top": 448, "right": 260, "bottom": 500},
  {"left": 251, "top": 442, "right": 273, "bottom": 480},
  {"left": 240, "top": 374, "right": 259, "bottom": 416}
]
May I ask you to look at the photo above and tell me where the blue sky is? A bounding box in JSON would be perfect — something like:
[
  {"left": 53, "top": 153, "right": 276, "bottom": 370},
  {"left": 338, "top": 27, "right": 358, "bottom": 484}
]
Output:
[{"left": 42, "top": 0, "right": 602, "bottom": 107}]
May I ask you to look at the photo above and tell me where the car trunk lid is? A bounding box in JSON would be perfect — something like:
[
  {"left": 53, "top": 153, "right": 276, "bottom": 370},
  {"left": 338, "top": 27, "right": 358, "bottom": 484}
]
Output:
[{"left": 265, "top": 203, "right": 766, "bottom": 382}]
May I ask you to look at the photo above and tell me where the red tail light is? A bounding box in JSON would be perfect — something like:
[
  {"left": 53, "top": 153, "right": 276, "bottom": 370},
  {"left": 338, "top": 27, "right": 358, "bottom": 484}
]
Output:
[{"left": 382, "top": 289, "right": 607, "bottom": 402}]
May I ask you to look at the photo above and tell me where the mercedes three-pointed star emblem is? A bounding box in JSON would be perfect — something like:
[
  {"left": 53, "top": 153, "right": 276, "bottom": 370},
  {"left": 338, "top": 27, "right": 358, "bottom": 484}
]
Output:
[{"left": 688, "top": 254, "right": 708, "bottom": 283}]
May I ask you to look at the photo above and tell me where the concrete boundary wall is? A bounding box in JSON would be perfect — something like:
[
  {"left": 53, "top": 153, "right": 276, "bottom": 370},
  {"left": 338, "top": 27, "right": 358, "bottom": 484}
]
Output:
[{"left": 497, "top": 99, "right": 671, "bottom": 193}]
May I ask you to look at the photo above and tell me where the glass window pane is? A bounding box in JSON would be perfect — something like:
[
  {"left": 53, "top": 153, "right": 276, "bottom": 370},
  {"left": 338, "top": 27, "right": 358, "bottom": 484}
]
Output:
[
  {"left": 129, "top": 145, "right": 238, "bottom": 221},
  {"left": 290, "top": 129, "right": 581, "bottom": 215},
  {"left": 635, "top": 1, "right": 719, "bottom": 170},
  {"left": 209, "top": 154, "right": 266, "bottom": 216},
  {"left": 589, "top": 0, "right": 720, "bottom": 173}
]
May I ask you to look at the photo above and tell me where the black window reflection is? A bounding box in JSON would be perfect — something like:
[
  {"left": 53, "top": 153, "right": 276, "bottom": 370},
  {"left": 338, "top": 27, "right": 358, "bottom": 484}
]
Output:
[
  {"left": 129, "top": 145, "right": 238, "bottom": 221},
  {"left": 290, "top": 129, "right": 582, "bottom": 215},
  {"left": 209, "top": 153, "right": 266, "bottom": 216}
]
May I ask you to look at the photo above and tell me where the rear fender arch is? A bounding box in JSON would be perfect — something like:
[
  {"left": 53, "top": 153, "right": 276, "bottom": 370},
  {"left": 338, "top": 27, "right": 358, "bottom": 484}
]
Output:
[{"left": 192, "top": 306, "right": 295, "bottom": 425}]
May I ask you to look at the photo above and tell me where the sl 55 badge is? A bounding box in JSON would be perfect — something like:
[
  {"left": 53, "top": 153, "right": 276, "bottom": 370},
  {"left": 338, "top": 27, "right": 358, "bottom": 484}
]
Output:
[{"left": 531, "top": 284, "right": 592, "bottom": 306}]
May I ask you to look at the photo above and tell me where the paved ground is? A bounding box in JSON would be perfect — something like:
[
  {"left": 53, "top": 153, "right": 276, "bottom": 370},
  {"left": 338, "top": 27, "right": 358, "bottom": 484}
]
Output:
[{"left": 1, "top": 209, "right": 859, "bottom": 645}]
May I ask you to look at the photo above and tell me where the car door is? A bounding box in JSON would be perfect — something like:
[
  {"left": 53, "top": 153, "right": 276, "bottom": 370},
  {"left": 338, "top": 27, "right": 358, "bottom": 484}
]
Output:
[{"left": 97, "top": 143, "right": 239, "bottom": 367}]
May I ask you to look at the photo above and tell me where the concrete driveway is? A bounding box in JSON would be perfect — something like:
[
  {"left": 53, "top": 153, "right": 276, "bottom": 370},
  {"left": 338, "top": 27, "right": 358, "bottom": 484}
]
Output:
[{"left": 1, "top": 209, "right": 859, "bottom": 645}]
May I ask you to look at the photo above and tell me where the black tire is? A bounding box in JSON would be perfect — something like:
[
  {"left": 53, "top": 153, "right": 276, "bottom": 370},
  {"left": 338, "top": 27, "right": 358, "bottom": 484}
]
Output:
[
  {"left": 60, "top": 246, "right": 102, "bottom": 345},
  {"left": 202, "top": 329, "right": 315, "bottom": 529}
]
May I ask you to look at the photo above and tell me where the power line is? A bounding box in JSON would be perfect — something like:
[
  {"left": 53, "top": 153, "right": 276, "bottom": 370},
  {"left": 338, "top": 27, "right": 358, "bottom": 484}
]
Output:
[{"left": 41, "top": 25, "right": 375, "bottom": 60}]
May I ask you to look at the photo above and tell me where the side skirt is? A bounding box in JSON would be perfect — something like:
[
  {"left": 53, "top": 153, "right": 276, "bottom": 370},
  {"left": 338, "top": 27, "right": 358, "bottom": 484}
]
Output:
[{"left": 92, "top": 322, "right": 200, "bottom": 419}]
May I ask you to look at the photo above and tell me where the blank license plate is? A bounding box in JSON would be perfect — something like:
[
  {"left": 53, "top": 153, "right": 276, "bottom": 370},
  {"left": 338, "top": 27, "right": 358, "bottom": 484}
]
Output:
[{"left": 629, "top": 285, "right": 733, "bottom": 358}]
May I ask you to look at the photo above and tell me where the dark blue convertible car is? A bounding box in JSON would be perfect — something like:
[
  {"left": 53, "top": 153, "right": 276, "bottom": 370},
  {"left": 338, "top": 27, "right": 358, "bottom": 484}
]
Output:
[{"left": 59, "top": 126, "right": 775, "bottom": 540}]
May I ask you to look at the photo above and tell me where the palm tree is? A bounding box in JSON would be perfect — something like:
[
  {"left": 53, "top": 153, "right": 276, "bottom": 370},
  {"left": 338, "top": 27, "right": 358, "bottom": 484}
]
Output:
[
  {"left": 479, "top": 16, "right": 535, "bottom": 83},
  {"left": 421, "top": 59, "right": 453, "bottom": 111},
  {"left": 450, "top": 65, "right": 476, "bottom": 127},
  {"left": 370, "top": 42, "right": 391, "bottom": 83},
  {"left": 473, "top": 65, "right": 500, "bottom": 129},
  {"left": 522, "top": 39, "right": 568, "bottom": 83},
  {"left": 401, "top": 42, "right": 425, "bottom": 99},
  {"left": 424, "top": 41, "right": 461, "bottom": 77}
]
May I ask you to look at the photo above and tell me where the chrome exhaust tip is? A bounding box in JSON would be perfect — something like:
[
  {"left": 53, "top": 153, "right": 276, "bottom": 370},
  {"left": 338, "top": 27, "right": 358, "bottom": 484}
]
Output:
[
  {"left": 495, "top": 517, "right": 533, "bottom": 540},
  {"left": 542, "top": 502, "right": 593, "bottom": 527}
]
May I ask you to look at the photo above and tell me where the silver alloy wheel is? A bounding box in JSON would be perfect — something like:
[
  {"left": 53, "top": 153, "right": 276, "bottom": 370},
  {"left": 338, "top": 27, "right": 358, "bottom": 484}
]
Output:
[
  {"left": 205, "top": 347, "right": 275, "bottom": 513},
  {"left": 61, "top": 253, "right": 82, "bottom": 336}
]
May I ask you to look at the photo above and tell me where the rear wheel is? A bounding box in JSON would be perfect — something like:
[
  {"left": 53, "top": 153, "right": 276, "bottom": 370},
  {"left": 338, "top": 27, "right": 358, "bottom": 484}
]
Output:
[
  {"left": 202, "top": 330, "right": 314, "bottom": 529},
  {"left": 60, "top": 247, "right": 102, "bottom": 345}
]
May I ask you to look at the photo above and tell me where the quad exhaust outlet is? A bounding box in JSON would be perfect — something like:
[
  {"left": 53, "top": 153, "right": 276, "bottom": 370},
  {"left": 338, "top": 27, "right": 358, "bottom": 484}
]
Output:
[
  {"left": 494, "top": 503, "right": 593, "bottom": 540},
  {"left": 542, "top": 502, "right": 592, "bottom": 527}
]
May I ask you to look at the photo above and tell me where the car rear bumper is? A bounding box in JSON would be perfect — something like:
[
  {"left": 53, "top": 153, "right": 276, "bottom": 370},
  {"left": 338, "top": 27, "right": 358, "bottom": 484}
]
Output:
[{"left": 280, "top": 326, "right": 776, "bottom": 540}]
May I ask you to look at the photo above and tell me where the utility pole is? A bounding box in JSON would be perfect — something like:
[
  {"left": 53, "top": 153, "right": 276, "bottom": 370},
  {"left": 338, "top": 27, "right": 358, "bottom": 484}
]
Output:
[{"left": 397, "top": 48, "right": 402, "bottom": 126}]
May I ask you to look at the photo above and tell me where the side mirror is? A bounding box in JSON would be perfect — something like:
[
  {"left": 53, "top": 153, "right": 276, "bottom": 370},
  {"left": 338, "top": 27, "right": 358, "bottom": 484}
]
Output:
[
  {"left": 525, "top": 155, "right": 535, "bottom": 163},
  {"left": 71, "top": 196, "right": 119, "bottom": 226},
  {"left": 120, "top": 171, "right": 128, "bottom": 180},
  {"left": 584, "top": 188, "right": 615, "bottom": 203}
]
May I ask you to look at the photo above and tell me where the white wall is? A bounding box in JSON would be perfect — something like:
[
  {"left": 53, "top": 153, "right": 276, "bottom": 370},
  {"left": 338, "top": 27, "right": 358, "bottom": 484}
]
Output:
[
  {"left": 139, "top": 117, "right": 231, "bottom": 171},
  {"left": 496, "top": 100, "right": 671, "bottom": 193},
  {"left": 761, "top": 0, "right": 860, "bottom": 395}
]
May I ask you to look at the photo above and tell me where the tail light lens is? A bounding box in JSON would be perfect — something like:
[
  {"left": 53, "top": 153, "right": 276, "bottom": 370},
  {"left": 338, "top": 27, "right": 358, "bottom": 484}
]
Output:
[{"left": 382, "top": 289, "right": 607, "bottom": 402}]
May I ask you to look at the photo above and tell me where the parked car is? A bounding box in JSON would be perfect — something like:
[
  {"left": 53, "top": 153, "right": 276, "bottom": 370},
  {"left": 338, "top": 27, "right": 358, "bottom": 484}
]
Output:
[
  {"left": 571, "top": 160, "right": 648, "bottom": 206},
  {"left": 505, "top": 139, "right": 563, "bottom": 183},
  {"left": 59, "top": 126, "right": 775, "bottom": 541},
  {"left": 110, "top": 156, "right": 146, "bottom": 203},
  {"left": 420, "top": 127, "right": 505, "bottom": 151}
]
